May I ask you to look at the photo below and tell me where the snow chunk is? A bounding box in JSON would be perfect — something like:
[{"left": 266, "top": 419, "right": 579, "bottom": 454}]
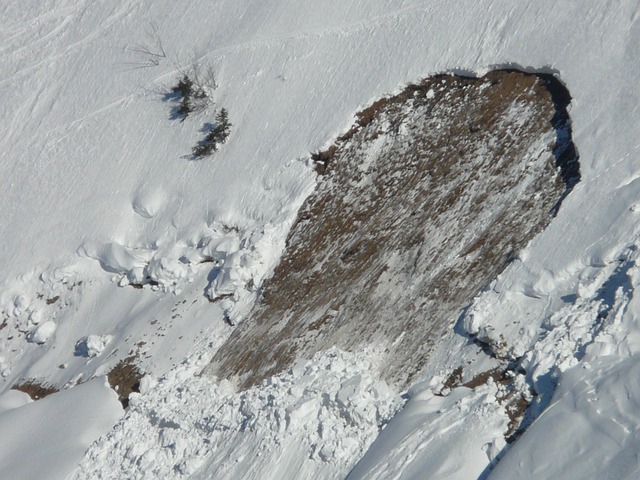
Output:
[
  {"left": 29, "top": 321, "right": 57, "bottom": 344},
  {"left": 138, "top": 375, "right": 157, "bottom": 395},
  {"left": 206, "top": 248, "right": 263, "bottom": 301},
  {"left": 132, "top": 187, "right": 165, "bottom": 219},
  {"left": 79, "top": 241, "right": 152, "bottom": 274},
  {"left": 29, "top": 310, "right": 43, "bottom": 326},
  {"left": 199, "top": 234, "right": 241, "bottom": 261},
  {"left": 74, "top": 347, "right": 402, "bottom": 480},
  {"left": 12, "top": 295, "right": 29, "bottom": 316},
  {"left": 0, "top": 357, "right": 11, "bottom": 378},
  {"left": 146, "top": 257, "right": 189, "bottom": 291},
  {"left": 75, "top": 335, "right": 113, "bottom": 358}
]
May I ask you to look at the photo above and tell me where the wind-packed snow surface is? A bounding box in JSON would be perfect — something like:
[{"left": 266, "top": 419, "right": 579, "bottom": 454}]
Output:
[
  {"left": 0, "top": 379, "right": 121, "bottom": 480},
  {"left": 1, "top": 1, "right": 640, "bottom": 479}
]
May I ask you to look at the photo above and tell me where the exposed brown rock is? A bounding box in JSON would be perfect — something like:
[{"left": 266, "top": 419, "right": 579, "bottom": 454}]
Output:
[
  {"left": 107, "top": 356, "right": 141, "bottom": 408},
  {"left": 12, "top": 380, "right": 59, "bottom": 400},
  {"left": 207, "top": 70, "right": 579, "bottom": 390}
]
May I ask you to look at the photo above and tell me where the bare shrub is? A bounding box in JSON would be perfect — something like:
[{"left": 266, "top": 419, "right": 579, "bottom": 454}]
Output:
[{"left": 124, "top": 22, "right": 167, "bottom": 69}]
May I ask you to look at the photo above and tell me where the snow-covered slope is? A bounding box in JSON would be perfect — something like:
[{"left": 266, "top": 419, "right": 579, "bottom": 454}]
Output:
[
  {"left": 0, "top": 379, "right": 121, "bottom": 479},
  {"left": 1, "top": 1, "right": 640, "bottom": 479}
]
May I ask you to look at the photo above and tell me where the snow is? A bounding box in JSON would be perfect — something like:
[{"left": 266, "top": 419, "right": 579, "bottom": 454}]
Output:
[
  {"left": 0, "top": 0, "right": 639, "bottom": 479},
  {"left": 74, "top": 334, "right": 112, "bottom": 358},
  {"left": 0, "top": 390, "right": 31, "bottom": 414},
  {"left": 0, "top": 378, "right": 121, "bottom": 480},
  {"left": 28, "top": 320, "right": 56, "bottom": 345},
  {"left": 347, "top": 383, "right": 508, "bottom": 480},
  {"left": 74, "top": 348, "right": 401, "bottom": 480},
  {"left": 486, "top": 243, "right": 640, "bottom": 479},
  {"left": 491, "top": 355, "right": 640, "bottom": 480}
]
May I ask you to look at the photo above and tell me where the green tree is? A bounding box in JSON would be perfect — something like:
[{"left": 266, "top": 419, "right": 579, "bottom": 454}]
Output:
[{"left": 192, "top": 108, "right": 232, "bottom": 158}]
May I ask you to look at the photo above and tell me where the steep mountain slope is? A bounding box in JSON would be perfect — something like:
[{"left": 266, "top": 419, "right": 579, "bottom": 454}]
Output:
[
  {"left": 208, "top": 70, "right": 579, "bottom": 390},
  {"left": 0, "top": 1, "right": 639, "bottom": 479}
]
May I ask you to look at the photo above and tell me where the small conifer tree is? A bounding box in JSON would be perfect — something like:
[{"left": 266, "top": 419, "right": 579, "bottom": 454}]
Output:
[
  {"left": 192, "top": 108, "right": 232, "bottom": 158},
  {"left": 172, "top": 74, "right": 194, "bottom": 118},
  {"left": 213, "top": 108, "right": 231, "bottom": 143},
  {"left": 173, "top": 74, "right": 193, "bottom": 97}
]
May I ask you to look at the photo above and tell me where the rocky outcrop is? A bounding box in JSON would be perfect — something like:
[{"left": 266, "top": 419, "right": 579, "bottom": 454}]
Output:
[{"left": 207, "top": 70, "right": 579, "bottom": 390}]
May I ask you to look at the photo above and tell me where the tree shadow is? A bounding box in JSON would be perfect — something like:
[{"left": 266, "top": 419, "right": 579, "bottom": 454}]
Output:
[{"left": 162, "top": 91, "right": 188, "bottom": 121}]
